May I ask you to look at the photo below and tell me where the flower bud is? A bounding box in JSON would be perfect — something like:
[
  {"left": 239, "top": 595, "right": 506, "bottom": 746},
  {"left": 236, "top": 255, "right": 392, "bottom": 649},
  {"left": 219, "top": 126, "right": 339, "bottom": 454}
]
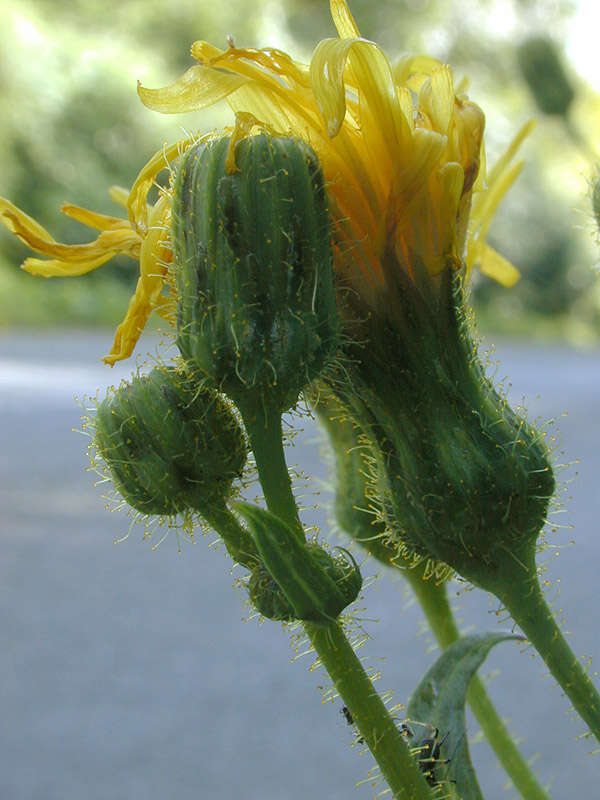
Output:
[
  {"left": 94, "top": 365, "right": 247, "bottom": 517},
  {"left": 172, "top": 133, "right": 339, "bottom": 414},
  {"left": 517, "top": 36, "right": 575, "bottom": 117},
  {"left": 237, "top": 503, "right": 362, "bottom": 626}
]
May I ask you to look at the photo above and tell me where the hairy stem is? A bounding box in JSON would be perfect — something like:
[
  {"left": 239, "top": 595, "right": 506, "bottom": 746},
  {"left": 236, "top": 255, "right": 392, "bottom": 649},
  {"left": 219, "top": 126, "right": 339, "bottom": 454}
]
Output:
[
  {"left": 203, "top": 501, "right": 259, "bottom": 569},
  {"left": 307, "top": 621, "right": 435, "bottom": 800},
  {"left": 237, "top": 399, "right": 304, "bottom": 542},
  {"left": 487, "top": 552, "right": 600, "bottom": 742}
]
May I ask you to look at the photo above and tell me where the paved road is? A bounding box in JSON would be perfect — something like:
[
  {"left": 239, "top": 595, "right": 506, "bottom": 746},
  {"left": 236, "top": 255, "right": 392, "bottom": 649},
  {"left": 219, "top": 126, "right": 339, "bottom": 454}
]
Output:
[{"left": 1, "top": 330, "right": 599, "bottom": 799}]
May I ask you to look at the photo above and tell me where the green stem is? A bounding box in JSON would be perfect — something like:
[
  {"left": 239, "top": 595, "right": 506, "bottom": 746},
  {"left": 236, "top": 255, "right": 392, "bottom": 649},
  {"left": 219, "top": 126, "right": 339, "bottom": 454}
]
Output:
[
  {"left": 203, "top": 501, "right": 259, "bottom": 569},
  {"left": 306, "top": 621, "right": 435, "bottom": 800},
  {"left": 245, "top": 401, "right": 434, "bottom": 798},
  {"left": 488, "top": 552, "right": 600, "bottom": 742},
  {"left": 237, "top": 399, "right": 304, "bottom": 542},
  {"left": 407, "top": 565, "right": 550, "bottom": 800}
]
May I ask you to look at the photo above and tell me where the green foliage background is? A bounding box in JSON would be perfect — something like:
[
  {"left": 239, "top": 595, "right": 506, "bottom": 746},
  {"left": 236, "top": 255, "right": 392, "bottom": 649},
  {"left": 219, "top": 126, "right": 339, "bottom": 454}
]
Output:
[{"left": 1, "top": 0, "right": 599, "bottom": 340}]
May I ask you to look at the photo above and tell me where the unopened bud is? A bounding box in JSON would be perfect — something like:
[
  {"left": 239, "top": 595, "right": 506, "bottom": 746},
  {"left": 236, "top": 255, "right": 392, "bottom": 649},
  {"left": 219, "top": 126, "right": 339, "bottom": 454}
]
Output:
[
  {"left": 237, "top": 503, "right": 362, "bottom": 626},
  {"left": 94, "top": 366, "right": 247, "bottom": 517},
  {"left": 172, "top": 133, "right": 339, "bottom": 414}
]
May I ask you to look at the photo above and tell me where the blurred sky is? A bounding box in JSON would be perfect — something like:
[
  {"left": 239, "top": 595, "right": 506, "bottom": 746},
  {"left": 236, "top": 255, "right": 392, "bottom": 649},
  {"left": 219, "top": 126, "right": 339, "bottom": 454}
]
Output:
[{"left": 567, "top": 0, "right": 600, "bottom": 90}]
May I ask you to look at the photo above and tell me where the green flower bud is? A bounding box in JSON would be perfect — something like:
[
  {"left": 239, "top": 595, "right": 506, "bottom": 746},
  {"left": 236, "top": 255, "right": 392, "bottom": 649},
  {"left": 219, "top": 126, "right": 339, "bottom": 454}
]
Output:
[
  {"left": 517, "top": 36, "right": 575, "bottom": 117},
  {"left": 172, "top": 133, "right": 339, "bottom": 414},
  {"left": 94, "top": 365, "right": 247, "bottom": 517},
  {"left": 237, "top": 503, "right": 362, "bottom": 626},
  {"left": 331, "top": 267, "right": 555, "bottom": 591}
]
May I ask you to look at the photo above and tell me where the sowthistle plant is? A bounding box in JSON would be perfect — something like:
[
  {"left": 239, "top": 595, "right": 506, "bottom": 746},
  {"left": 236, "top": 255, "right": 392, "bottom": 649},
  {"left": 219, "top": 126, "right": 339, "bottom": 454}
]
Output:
[{"left": 1, "top": 2, "right": 598, "bottom": 797}]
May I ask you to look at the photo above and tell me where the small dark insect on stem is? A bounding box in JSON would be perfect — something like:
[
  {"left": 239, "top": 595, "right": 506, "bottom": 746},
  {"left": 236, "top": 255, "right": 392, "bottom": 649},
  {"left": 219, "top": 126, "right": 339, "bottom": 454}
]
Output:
[
  {"left": 340, "top": 706, "right": 365, "bottom": 744},
  {"left": 401, "top": 723, "right": 451, "bottom": 787}
]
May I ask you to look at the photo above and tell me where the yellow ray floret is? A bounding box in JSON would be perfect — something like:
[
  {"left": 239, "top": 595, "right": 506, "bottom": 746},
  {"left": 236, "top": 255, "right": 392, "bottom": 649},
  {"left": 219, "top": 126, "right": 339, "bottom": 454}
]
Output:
[{"left": 0, "top": 140, "right": 190, "bottom": 364}]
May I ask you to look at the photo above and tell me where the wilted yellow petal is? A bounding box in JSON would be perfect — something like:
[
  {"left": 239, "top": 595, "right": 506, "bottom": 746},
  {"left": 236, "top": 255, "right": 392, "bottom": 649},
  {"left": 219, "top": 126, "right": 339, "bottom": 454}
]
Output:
[
  {"left": 310, "top": 38, "right": 355, "bottom": 138},
  {"left": 486, "top": 119, "right": 535, "bottom": 189},
  {"left": 127, "top": 137, "right": 194, "bottom": 233},
  {"left": 137, "top": 64, "right": 247, "bottom": 115},
  {"left": 330, "top": 0, "right": 361, "bottom": 38},
  {"left": 311, "top": 36, "right": 408, "bottom": 160},
  {"left": 61, "top": 204, "right": 129, "bottom": 232},
  {"left": 419, "top": 66, "right": 454, "bottom": 135},
  {"left": 190, "top": 41, "right": 225, "bottom": 63},
  {"left": 394, "top": 55, "right": 445, "bottom": 89},
  {"left": 26, "top": 228, "right": 139, "bottom": 266},
  {"left": 104, "top": 195, "right": 171, "bottom": 364},
  {"left": 23, "top": 251, "right": 121, "bottom": 277},
  {"left": 472, "top": 160, "right": 523, "bottom": 242},
  {"left": 0, "top": 198, "right": 140, "bottom": 275},
  {"left": 109, "top": 186, "right": 130, "bottom": 209},
  {"left": 208, "top": 45, "right": 311, "bottom": 90},
  {"left": 0, "top": 197, "right": 56, "bottom": 245},
  {"left": 470, "top": 242, "right": 520, "bottom": 287}
]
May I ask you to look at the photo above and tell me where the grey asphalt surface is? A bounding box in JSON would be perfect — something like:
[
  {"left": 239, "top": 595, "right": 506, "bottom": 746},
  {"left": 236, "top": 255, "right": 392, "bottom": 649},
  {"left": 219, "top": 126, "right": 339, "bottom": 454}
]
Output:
[{"left": 1, "top": 330, "right": 599, "bottom": 799}]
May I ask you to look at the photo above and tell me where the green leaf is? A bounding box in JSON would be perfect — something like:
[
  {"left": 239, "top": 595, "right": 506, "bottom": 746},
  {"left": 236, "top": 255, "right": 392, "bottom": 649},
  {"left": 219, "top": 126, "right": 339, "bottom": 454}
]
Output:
[{"left": 406, "top": 632, "right": 523, "bottom": 798}]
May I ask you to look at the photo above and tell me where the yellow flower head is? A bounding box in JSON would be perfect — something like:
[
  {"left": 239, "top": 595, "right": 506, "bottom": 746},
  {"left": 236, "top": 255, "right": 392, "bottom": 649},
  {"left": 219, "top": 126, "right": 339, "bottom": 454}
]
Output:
[{"left": 1, "top": 0, "right": 530, "bottom": 361}]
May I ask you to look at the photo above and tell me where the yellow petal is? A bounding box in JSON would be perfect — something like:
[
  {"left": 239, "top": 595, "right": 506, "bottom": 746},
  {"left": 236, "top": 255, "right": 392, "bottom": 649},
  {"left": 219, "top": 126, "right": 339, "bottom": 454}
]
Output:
[
  {"left": 206, "top": 45, "right": 311, "bottom": 90},
  {"left": 23, "top": 251, "right": 121, "bottom": 277},
  {"left": 310, "top": 38, "right": 354, "bottom": 137},
  {"left": 486, "top": 119, "right": 535, "bottom": 189},
  {"left": 388, "top": 128, "right": 447, "bottom": 235},
  {"left": 310, "top": 36, "right": 408, "bottom": 157},
  {"left": 104, "top": 195, "right": 171, "bottom": 364},
  {"left": 127, "top": 137, "right": 194, "bottom": 233},
  {"left": 225, "top": 112, "right": 275, "bottom": 173},
  {"left": 61, "top": 203, "right": 129, "bottom": 232},
  {"left": 468, "top": 242, "right": 520, "bottom": 286},
  {"left": 0, "top": 197, "right": 56, "bottom": 245},
  {"left": 109, "top": 186, "right": 130, "bottom": 209},
  {"left": 330, "top": 0, "right": 361, "bottom": 38},
  {"left": 472, "top": 160, "right": 523, "bottom": 242},
  {"left": 0, "top": 197, "right": 140, "bottom": 275},
  {"left": 137, "top": 64, "right": 247, "bottom": 114},
  {"left": 191, "top": 41, "right": 225, "bottom": 62},
  {"left": 418, "top": 66, "right": 454, "bottom": 135},
  {"left": 394, "top": 55, "right": 445, "bottom": 89},
  {"left": 397, "top": 86, "right": 415, "bottom": 131}
]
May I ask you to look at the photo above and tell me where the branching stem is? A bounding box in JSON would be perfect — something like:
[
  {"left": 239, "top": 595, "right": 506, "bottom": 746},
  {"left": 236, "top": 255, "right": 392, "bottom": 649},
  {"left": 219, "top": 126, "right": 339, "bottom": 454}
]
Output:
[{"left": 244, "top": 399, "right": 434, "bottom": 798}]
